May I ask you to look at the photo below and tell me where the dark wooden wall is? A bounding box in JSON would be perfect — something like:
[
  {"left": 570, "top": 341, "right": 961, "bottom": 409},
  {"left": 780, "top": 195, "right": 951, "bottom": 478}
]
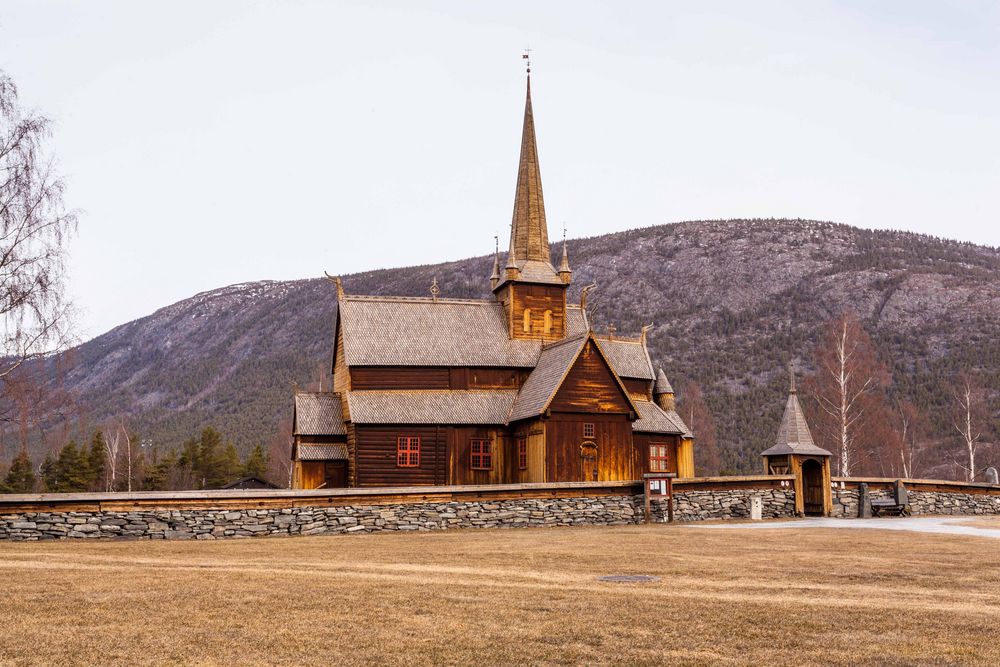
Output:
[
  {"left": 548, "top": 339, "right": 633, "bottom": 415},
  {"left": 447, "top": 427, "right": 508, "bottom": 486},
  {"left": 354, "top": 424, "right": 447, "bottom": 487},
  {"left": 622, "top": 377, "right": 652, "bottom": 399},
  {"left": 544, "top": 414, "right": 635, "bottom": 482},
  {"left": 632, "top": 433, "right": 681, "bottom": 475},
  {"left": 350, "top": 367, "right": 528, "bottom": 390}
]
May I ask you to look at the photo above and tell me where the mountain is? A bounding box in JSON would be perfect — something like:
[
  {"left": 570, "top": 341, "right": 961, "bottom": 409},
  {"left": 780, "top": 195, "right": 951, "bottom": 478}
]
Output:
[{"left": 10, "top": 219, "right": 1000, "bottom": 473}]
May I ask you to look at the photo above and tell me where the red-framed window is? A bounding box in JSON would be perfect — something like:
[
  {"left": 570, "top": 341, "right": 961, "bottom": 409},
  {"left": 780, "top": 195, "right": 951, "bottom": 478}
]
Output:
[
  {"left": 583, "top": 422, "right": 595, "bottom": 438},
  {"left": 649, "top": 443, "right": 670, "bottom": 472},
  {"left": 470, "top": 439, "right": 493, "bottom": 470},
  {"left": 517, "top": 437, "right": 528, "bottom": 470},
  {"left": 397, "top": 437, "right": 420, "bottom": 467}
]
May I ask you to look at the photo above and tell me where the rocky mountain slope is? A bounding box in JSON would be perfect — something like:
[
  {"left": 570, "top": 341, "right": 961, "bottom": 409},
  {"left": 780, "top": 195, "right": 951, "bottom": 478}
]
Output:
[{"left": 16, "top": 219, "right": 1000, "bottom": 473}]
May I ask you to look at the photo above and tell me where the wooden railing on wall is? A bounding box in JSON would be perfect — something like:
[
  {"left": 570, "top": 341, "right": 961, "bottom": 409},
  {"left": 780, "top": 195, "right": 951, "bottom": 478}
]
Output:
[
  {"left": 834, "top": 477, "right": 1000, "bottom": 496},
  {"left": 0, "top": 476, "right": 794, "bottom": 513},
  {"left": 4, "top": 475, "right": 992, "bottom": 514}
]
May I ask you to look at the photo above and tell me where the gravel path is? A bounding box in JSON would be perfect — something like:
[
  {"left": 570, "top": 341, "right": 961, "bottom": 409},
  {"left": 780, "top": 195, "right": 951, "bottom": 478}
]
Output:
[{"left": 687, "top": 516, "right": 1000, "bottom": 539}]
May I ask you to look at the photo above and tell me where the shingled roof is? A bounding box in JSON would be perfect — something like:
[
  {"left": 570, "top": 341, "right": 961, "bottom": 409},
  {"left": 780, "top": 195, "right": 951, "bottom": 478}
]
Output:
[
  {"left": 597, "top": 337, "right": 655, "bottom": 380},
  {"left": 293, "top": 392, "right": 345, "bottom": 436},
  {"left": 760, "top": 374, "right": 831, "bottom": 457},
  {"left": 509, "top": 334, "right": 588, "bottom": 422},
  {"left": 297, "top": 444, "right": 348, "bottom": 461},
  {"left": 347, "top": 390, "right": 518, "bottom": 425},
  {"left": 632, "top": 400, "right": 691, "bottom": 436},
  {"left": 337, "top": 296, "right": 588, "bottom": 368}
]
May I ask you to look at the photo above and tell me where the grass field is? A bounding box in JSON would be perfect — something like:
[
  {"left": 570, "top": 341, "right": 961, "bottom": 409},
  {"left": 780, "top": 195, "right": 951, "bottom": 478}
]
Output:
[{"left": 2, "top": 520, "right": 1000, "bottom": 666}]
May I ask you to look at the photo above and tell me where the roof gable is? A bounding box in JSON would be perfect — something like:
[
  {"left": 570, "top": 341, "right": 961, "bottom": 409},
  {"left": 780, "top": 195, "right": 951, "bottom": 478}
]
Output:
[{"left": 510, "top": 332, "right": 638, "bottom": 422}]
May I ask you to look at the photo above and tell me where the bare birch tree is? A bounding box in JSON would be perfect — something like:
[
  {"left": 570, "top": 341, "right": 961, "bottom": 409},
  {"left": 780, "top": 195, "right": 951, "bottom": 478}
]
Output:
[
  {"left": 103, "top": 427, "right": 120, "bottom": 492},
  {"left": 950, "top": 373, "right": 986, "bottom": 482},
  {"left": 0, "top": 71, "right": 77, "bottom": 389},
  {"left": 804, "top": 311, "right": 887, "bottom": 476},
  {"left": 894, "top": 399, "right": 925, "bottom": 479}
]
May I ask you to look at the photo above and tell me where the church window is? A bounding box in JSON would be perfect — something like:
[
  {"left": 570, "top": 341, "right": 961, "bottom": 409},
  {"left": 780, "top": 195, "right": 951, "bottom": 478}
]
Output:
[
  {"left": 397, "top": 437, "right": 420, "bottom": 467},
  {"left": 543, "top": 309, "right": 553, "bottom": 334},
  {"left": 470, "top": 439, "right": 493, "bottom": 470},
  {"left": 583, "top": 422, "right": 595, "bottom": 438},
  {"left": 649, "top": 444, "right": 670, "bottom": 472},
  {"left": 517, "top": 437, "right": 528, "bottom": 469},
  {"left": 522, "top": 308, "right": 532, "bottom": 333}
]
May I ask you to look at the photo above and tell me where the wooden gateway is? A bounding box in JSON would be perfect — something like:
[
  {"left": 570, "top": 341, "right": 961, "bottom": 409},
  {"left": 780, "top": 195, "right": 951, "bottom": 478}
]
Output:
[
  {"left": 761, "top": 368, "right": 832, "bottom": 516},
  {"left": 291, "top": 73, "right": 695, "bottom": 489}
]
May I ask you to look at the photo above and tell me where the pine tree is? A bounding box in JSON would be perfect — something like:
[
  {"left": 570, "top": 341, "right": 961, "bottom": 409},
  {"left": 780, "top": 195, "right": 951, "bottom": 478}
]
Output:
[
  {"left": 53, "top": 441, "right": 90, "bottom": 492},
  {"left": 242, "top": 444, "right": 269, "bottom": 479},
  {"left": 218, "top": 443, "right": 242, "bottom": 487},
  {"left": 3, "top": 450, "right": 36, "bottom": 493},
  {"left": 143, "top": 449, "right": 179, "bottom": 491},
  {"left": 40, "top": 454, "right": 57, "bottom": 491},
  {"left": 87, "top": 430, "right": 106, "bottom": 491}
]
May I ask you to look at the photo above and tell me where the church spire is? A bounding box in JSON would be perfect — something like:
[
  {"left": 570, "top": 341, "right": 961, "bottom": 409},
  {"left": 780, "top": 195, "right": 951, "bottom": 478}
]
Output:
[
  {"left": 558, "top": 226, "right": 571, "bottom": 283},
  {"left": 507, "top": 72, "right": 550, "bottom": 266},
  {"left": 489, "top": 235, "right": 501, "bottom": 290}
]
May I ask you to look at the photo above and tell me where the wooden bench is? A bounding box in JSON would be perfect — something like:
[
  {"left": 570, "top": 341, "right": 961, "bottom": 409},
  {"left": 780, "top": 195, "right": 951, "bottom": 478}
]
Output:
[{"left": 870, "top": 479, "right": 910, "bottom": 517}]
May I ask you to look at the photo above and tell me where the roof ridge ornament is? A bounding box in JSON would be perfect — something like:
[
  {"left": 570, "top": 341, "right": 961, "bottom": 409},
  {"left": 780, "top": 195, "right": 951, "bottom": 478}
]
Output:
[
  {"left": 580, "top": 282, "right": 597, "bottom": 313},
  {"left": 430, "top": 277, "right": 440, "bottom": 303},
  {"left": 324, "top": 272, "right": 345, "bottom": 300},
  {"left": 789, "top": 361, "right": 797, "bottom": 394}
]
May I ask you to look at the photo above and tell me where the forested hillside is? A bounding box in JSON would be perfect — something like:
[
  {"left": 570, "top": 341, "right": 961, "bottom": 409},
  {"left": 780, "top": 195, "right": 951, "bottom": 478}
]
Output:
[{"left": 4, "top": 219, "right": 1000, "bottom": 477}]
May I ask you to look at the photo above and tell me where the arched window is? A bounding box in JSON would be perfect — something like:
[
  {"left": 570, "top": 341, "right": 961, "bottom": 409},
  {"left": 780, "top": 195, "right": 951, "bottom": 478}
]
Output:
[
  {"left": 522, "top": 308, "right": 532, "bottom": 333},
  {"left": 543, "top": 309, "right": 553, "bottom": 334}
]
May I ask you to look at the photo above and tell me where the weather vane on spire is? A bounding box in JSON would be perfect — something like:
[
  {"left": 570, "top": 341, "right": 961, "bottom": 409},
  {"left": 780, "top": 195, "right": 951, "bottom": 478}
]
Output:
[{"left": 523, "top": 48, "right": 532, "bottom": 74}]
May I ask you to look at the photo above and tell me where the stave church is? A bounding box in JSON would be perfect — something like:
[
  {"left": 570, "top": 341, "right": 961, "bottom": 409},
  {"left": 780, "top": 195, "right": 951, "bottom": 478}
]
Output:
[{"left": 290, "top": 72, "right": 695, "bottom": 489}]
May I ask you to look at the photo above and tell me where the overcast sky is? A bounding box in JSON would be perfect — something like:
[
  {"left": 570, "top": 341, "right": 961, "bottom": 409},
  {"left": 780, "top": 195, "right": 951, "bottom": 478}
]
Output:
[{"left": 2, "top": 1, "right": 999, "bottom": 338}]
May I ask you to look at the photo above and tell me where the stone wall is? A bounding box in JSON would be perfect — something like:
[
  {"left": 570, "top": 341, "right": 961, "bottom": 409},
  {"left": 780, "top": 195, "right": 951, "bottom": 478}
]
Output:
[
  {"left": 831, "top": 487, "right": 1000, "bottom": 518},
  {"left": 0, "top": 495, "right": 644, "bottom": 541},
  {"left": 0, "top": 487, "right": 798, "bottom": 541},
  {"left": 662, "top": 488, "right": 795, "bottom": 522}
]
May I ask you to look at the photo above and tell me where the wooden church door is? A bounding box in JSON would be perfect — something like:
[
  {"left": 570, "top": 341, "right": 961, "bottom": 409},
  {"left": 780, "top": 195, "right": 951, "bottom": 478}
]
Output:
[{"left": 580, "top": 442, "right": 598, "bottom": 481}]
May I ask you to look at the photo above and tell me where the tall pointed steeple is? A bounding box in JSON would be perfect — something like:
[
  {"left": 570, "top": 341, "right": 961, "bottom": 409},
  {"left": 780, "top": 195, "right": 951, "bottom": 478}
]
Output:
[
  {"left": 493, "top": 61, "right": 569, "bottom": 341},
  {"left": 509, "top": 73, "right": 550, "bottom": 265}
]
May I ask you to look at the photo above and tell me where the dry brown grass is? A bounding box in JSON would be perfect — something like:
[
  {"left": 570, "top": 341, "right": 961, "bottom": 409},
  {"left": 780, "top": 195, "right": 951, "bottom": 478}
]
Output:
[
  {"left": 960, "top": 517, "right": 1000, "bottom": 529},
  {"left": 2, "top": 521, "right": 1000, "bottom": 666}
]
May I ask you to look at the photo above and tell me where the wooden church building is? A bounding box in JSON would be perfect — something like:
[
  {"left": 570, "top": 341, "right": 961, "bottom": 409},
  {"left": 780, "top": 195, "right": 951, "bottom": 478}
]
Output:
[{"left": 291, "top": 74, "right": 694, "bottom": 489}]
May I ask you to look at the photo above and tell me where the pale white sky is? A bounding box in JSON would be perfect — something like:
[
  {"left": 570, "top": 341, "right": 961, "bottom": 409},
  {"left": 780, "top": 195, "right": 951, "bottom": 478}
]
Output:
[{"left": 2, "top": 1, "right": 998, "bottom": 338}]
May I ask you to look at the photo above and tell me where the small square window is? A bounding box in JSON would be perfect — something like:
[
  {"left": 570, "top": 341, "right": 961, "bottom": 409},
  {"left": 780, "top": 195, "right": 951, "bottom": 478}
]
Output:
[
  {"left": 649, "top": 443, "right": 670, "bottom": 472},
  {"left": 583, "top": 423, "right": 595, "bottom": 438},
  {"left": 470, "top": 439, "right": 493, "bottom": 470},
  {"left": 397, "top": 437, "right": 420, "bottom": 467}
]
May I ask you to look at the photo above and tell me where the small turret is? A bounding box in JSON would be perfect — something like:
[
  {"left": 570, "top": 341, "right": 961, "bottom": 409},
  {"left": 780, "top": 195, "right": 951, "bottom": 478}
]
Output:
[
  {"left": 654, "top": 367, "right": 675, "bottom": 411},
  {"left": 489, "top": 237, "right": 501, "bottom": 290},
  {"left": 558, "top": 234, "right": 571, "bottom": 284},
  {"left": 505, "top": 244, "right": 520, "bottom": 281}
]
